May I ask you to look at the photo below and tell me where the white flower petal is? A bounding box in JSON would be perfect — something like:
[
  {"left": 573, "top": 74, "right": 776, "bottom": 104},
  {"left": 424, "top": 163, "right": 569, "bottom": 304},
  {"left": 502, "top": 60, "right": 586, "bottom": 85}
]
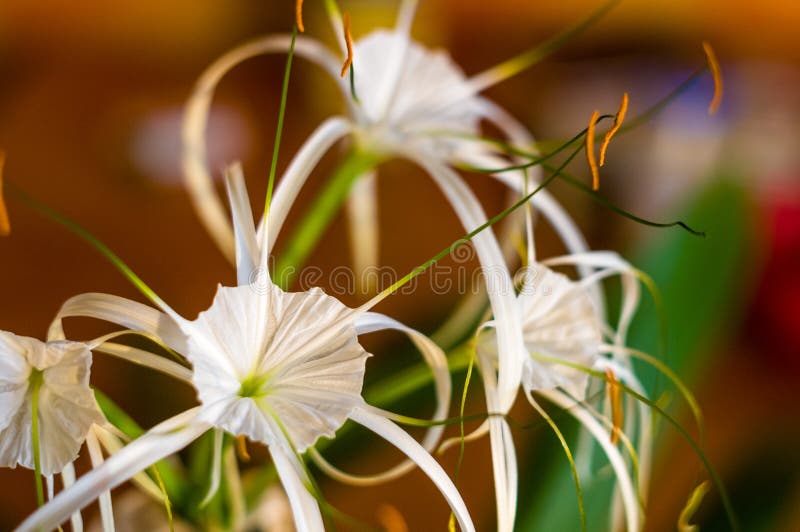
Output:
[
  {"left": 517, "top": 264, "right": 603, "bottom": 399},
  {"left": 224, "top": 162, "right": 260, "bottom": 286},
  {"left": 0, "top": 335, "right": 103, "bottom": 475},
  {"left": 92, "top": 342, "right": 192, "bottom": 383},
  {"left": 541, "top": 389, "right": 640, "bottom": 532},
  {"left": 406, "top": 152, "right": 525, "bottom": 413},
  {"left": 353, "top": 31, "right": 483, "bottom": 157},
  {"left": 48, "top": 293, "right": 186, "bottom": 353},
  {"left": 346, "top": 169, "right": 380, "bottom": 291},
  {"left": 16, "top": 408, "right": 209, "bottom": 532},
  {"left": 60, "top": 462, "right": 84, "bottom": 532},
  {"left": 309, "top": 311, "right": 450, "bottom": 485},
  {"left": 269, "top": 439, "right": 324, "bottom": 532},
  {"left": 0, "top": 332, "right": 31, "bottom": 430},
  {"left": 183, "top": 283, "right": 368, "bottom": 452},
  {"left": 85, "top": 428, "right": 115, "bottom": 532},
  {"left": 350, "top": 405, "right": 475, "bottom": 532},
  {"left": 182, "top": 34, "right": 346, "bottom": 261},
  {"left": 261, "top": 117, "right": 354, "bottom": 257}
]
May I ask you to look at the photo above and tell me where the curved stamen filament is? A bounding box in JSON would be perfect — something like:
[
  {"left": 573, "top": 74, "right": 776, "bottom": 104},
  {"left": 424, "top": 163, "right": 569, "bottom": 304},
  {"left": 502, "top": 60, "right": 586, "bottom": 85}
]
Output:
[
  {"left": 586, "top": 110, "right": 601, "bottom": 190},
  {"left": 340, "top": 13, "right": 354, "bottom": 77},
  {"left": 702, "top": 41, "right": 722, "bottom": 115},
  {"left": 599, "top": 92, "right": 629, "bottom": 167},
  {"left": 295, "top": 0, "right": 305, "bottom": 32}
]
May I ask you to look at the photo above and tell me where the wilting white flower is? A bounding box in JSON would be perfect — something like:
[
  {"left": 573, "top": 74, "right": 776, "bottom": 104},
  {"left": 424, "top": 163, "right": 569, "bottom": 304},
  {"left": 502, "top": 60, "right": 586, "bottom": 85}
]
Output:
[
  {"left": 0, "top": 332, "right": 103, "bottom": 475},
  {"left": 18, "top": 168, "right": 474, "bottom": 532}
]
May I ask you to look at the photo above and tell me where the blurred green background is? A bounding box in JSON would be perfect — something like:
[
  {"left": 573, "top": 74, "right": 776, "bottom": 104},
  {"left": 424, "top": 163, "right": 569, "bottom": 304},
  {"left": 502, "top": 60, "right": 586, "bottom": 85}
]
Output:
[{"left": 1, "top": 0, "right": 798, "bottom": 529}]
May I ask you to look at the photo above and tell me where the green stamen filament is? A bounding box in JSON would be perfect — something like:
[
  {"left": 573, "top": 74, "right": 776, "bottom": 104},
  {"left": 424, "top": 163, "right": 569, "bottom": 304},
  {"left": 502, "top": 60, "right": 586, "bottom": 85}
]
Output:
[{"left": 30, "top": 369, "right": 45, "bottom": 507}]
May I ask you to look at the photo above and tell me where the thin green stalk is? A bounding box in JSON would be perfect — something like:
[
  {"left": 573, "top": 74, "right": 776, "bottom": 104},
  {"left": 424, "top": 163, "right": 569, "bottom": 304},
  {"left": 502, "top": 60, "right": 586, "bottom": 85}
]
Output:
[
  {"left": 8, "top": 184, "right": 167, "bottom": 309},
  {"left": 94, "top": 390, "right": 188, "bottom": 505},
  {"left": 264, "top": 25, "right": 298, "bottom": 222},
  {"left": 470, "top": 0, "right": 621, "bottom": 90},
  {"left": 30, "top": 370, "right": 45, "bottom": 507},
  {"left": 376, "top": 141, "right": 586, "bottom": 300}
]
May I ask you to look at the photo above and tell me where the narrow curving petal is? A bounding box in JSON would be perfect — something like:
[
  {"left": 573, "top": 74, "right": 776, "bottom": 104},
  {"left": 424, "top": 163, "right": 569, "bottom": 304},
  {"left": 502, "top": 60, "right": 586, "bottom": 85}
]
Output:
[
  {"left": 309, "top": 311, "right": 450, "bottom": 486},
  {"left": 224, "top": 163, "right": 260, "bottom": 286},
  {"left": 16, "top": 409, "right": 209, "bottom": 532},
  {"left": 261, "top": 117, "right": 354, "bottom": 256},
  {"left": 85, "top": 428, "right": 115, "bottom": 532},
  {"left": 48, "top": 293, "right": 187, "bottom": 353},
  {"left": 350, "top": 405, "right": 475, "bottom": 532},
  {"left": 474, "top": 98, "right": 605, "bottom": 319},
  {"left": 405, "top": 151, "right": 525, "bottom": 414},
  {"left": 541, "top": 389, "right": 639, "bottom": 532},
  {"left": 60, "top": 462, "right": 83, "bottom": 532},
  {"left": 345, "top": 169, "right": 380, "bottom": 294},
  {"left": 91, "top": 342, "right": 192, "bottom": 383},
  {"left": 269, "top": 438, "right": 324, "bottom": 532},
  {"left": 182, "top": 34, "right": 346, "bottom": 262},
  {"left": 476, "top": 352, "right": 517, "bottom": 532}
]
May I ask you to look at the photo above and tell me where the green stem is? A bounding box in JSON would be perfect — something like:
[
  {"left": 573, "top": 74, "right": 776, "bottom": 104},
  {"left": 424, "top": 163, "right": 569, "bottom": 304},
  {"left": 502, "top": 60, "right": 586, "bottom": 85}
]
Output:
[
  {"left": 264, "top": 25, "right": 298, "bottom": 222},
  {"left": 273, "top": 150, "right": 383, "bottom": 289},
  {"left": 94, "top": 390, "right": 188, "bottom": 506},
  {"left": 30, "top": 370, "right": 45, "bottom": 507}
]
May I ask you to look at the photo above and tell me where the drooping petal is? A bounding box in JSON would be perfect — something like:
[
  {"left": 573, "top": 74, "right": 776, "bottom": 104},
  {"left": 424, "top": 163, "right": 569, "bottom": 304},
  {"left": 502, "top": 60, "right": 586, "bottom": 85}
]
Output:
[
  {"left": 350, "top": 404, "right": 475, "bottom": 532},
  {"left": 182, "top": 34, "right": 346, "bottom": 262},
  {"left": 474, "top": 98, "right": 605, "bottom": 318},
  {"left": 16, "top": 408, "right": 209, "bottom": 532},
  {"left": 269, "top": 434, "right": 325, "bottom": 532},
  {"left": 47, "top": 293, "right": 187, "bottom": 353},
  {"left": 309, "top": 311, "right": 450, "bottom": 485},
  {"left": 92, "top": 342, "right": 192, "bottom": 383},
  {"left": 0, "top": 337, "right": 103, "bottom": 475},
  {"left": 0, "top": 332, "right": 31, "bottom": 431},
  {"left": 260, "top": 117, "right": 354, "bottom": 257},
  {"left": 346, "top": 169, "right": 380, "bottom": 293},
  {"left": 541, "top": 389, "right": 639, "bottom": 532},
  {"left": 516, "top": 263, "right": 603, "bottom": 400},
  {"left": 405, "top": 152, "right": 525, "bottom": 413},
  {"left": 85, "top": 427, "right": 115, "bottom": 532},
  {"left": 60, "top": 462, "right": 84, "bottom": 532}
]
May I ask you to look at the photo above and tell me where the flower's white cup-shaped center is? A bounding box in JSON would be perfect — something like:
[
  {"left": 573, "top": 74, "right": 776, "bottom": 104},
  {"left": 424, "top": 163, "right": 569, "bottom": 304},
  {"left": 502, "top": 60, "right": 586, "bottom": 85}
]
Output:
[
  {"left": 519, "top": 265, "right": 603, "bottom": 398},
  {"left": 352, "top": 30, "right": 484, "bottom": 157},
  {"left": 0, "top": 332, "right": 102, "bottom": 475},
  {"left": 181, "top": 284, "right": 369, "bottom": 452},
  {"left": 478, "top": 265, "right": 603, "bottom": 399}
]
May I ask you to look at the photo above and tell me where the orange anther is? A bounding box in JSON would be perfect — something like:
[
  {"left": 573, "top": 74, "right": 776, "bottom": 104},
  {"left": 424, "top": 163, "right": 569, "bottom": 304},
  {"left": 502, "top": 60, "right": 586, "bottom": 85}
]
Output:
[
  {"left": 0, "top": 152, "right": 9, "bottom": 236},
  {"left": 295, "top": 0, "right": 305, "bottom": 32},
  {"left": 605, "top": 368, "right": 623, "bottom": 445},
  {"left": 236, "top": 435, "right": 251, "bottom": 462},
  {"left": 702, "top": 41, "right": 723, "bottom": 115},
  {"left": 340, "top": 13, "right": 354, "bottom": 78},
  {"left": 586, "top": 110, "right": 600, "bottom": 191},
  {"left": 599, "top": 92, "right": 629, "bottom": 167}
]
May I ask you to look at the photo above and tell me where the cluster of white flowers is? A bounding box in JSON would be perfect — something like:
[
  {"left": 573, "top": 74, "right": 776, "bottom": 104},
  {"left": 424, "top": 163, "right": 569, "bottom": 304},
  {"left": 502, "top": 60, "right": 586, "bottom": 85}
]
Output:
[{"left": 3, "top": 1, "right": 665, "bottom": 531}]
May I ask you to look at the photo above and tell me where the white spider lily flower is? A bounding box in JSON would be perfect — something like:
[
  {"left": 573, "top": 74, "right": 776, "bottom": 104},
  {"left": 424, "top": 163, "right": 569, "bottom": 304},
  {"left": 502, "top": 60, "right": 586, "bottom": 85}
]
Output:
[
  {"left": 458, "top": 251, "right": 651, "bottom": 532},
  {"left": 0, "top": 332, "right": 103, "bottom": 476},
  {"left": 179, "top": 4, "right": 617, "bottom": 530},
  {"left": 19, "top": 168, "right": 474, "bottom": 532}
]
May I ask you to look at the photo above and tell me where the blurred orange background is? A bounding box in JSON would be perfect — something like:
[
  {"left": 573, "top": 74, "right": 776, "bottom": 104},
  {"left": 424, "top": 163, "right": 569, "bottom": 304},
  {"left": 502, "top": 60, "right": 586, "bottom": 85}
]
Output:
[{"left": 1, "top": 0, "right": 799, "bottom": 529}]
